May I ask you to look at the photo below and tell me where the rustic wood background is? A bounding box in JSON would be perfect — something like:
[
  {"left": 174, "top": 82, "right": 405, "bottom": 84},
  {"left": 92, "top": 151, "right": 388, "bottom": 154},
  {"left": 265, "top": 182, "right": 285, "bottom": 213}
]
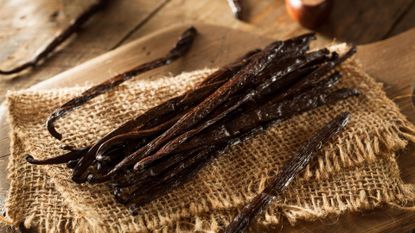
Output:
[
  {"left": 0, "top": 0, "right": 414, "bottom": 232},
  {"left": 0, "top": 0, "right": 414, "bottom": 101}
]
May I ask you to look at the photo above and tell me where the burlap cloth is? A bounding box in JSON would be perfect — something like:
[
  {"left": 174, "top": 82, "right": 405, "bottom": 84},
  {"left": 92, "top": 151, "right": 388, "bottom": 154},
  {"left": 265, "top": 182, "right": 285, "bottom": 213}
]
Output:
[{"left": 4, "top": 58, "right": 415, "bottom": 232}]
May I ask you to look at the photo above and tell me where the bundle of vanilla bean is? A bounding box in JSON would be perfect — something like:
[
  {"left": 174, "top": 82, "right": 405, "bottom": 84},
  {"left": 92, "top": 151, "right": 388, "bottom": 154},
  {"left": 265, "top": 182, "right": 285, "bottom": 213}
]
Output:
[{"left": 26, "top": 27, "right": 359, "bottom": 216}]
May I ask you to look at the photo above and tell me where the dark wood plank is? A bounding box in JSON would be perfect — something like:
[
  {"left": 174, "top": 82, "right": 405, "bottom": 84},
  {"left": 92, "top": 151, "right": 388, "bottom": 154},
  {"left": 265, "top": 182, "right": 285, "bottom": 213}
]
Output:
[
  {"left": 0, "top": 0, "right": 67, "bottom": 69},
  {"left": 0, "top": 0, "right": 168, "bottom": 102},
  {"left": 387, "top": 0, "right": 415, "bottom": 37},
  {"left": 317, "top": 0, "right": 414, "bottom": 44}
]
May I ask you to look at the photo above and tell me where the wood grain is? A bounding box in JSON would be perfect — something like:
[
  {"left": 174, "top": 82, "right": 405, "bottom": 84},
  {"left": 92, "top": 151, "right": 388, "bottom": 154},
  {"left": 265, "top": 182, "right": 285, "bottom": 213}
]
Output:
[
  {"left": 0, "top": 24, "right": 414, "bottom": 232},
  {"left": 317, "top": 0, "right": 414, "bottom": 44},
  {"left": 388, "top": 0, "right": 415, "bottom": 38},
  {"left": 0, "top": 0, "right": 167, "bottom": 101},
  {"left": 0, "top": 0, "right": 68, "bottom": 69},
  {"left": 1, "top": 0, "right": 415, "bottom": 104},
  {"left": 122, "top": 0, "right": 308, "bottom": 46}
]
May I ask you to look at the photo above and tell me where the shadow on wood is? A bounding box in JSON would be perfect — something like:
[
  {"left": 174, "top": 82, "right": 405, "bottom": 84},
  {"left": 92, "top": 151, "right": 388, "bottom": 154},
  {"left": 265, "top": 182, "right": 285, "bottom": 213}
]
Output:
[{"left": 316, "top": 0, "right": 415, "bottom": 44}]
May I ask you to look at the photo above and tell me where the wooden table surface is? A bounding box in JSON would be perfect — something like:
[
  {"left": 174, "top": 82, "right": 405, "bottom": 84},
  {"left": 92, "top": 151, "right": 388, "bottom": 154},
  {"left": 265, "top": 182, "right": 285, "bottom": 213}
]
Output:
[
  {"left": 0, "top": 1, "right": 414, "bottom": 232},
  {"left": 1, "top": 0, "right": 415, "bottom": 102}
]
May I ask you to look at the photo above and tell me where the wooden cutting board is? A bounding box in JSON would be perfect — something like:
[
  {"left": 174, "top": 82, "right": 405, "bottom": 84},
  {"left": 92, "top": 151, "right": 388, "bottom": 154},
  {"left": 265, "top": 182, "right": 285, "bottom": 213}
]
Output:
[{"left": 0, "top": 24, "right": 414, "bottom": 233}]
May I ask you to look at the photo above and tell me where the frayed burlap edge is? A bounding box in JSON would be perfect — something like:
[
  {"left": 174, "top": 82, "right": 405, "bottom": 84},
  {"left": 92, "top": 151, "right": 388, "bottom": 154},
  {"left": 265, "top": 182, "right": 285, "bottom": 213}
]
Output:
[{"left": 144, "top": 158, "right": 415, "bottom": 233}]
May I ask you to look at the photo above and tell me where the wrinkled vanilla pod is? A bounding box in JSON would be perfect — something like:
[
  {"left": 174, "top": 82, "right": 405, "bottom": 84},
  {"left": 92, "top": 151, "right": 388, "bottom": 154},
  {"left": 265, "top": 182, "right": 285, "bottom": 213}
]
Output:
[
  {"left": 0, "top": 0, "right": 108, "bottom": 76},
  {"left": 112, "top": 89, "right": 358, "bottom": 209},
  {"left": 122, "top": 149, "right": 218, "bottom": 212},
  {"left": 46, "top": 26, "right": 198, "bottom": 140},
  {"left": 89, "top": 33, "right": 318, "bottom": 181},
  {"left": 134, "top": 49, "right": 334, "bottom": 167},
  {"left": 116, "top": 147, "right": 212, "bottom": 204},
  {"left": 174, "top": 86, "right": 359, "bottom": 154},
  {"left": 128, "top": 148, "right": 217, "bottom": 215},
  {"left": 25, "top": 147, "right": 88, "bottom": 165},
  {"left": 115, "top": 59, "right": 358, "bottom": 205},
  {"left": 156, "top": 86, "right": 358, "bottom": 171},
  {"left": 34, "top": 50, "right": 251, "bottom": 182},
  {"left": 223, "top": 112, "right": 351, "bottom": 233},
  {"left": 71, "top": 49, "right": 260, "bottom": 182},
  {"left": 109, "top": 85, "right": 358, "bottom": 201},
  {"left": 34, "top": 44, "right": 332, "bottom": 169},
  {"left": 94, "top": 109, "right": 191, "bottom": 162},
  {"left": 198, "top": 49, "right": 261, "bottom": 86},
  {"left": 133, "top": 49, "right": 331, "bottom": 169},
  {"left": 110, "top": 83, "right": 359, "bottom": 205},
  {"left": 93, "top": 49, "right": 261, "bottom": 160}
]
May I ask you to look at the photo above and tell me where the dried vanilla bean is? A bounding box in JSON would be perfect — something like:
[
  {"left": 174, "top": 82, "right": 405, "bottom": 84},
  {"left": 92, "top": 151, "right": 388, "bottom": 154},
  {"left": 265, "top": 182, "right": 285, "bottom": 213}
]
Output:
[
  {"left": 243, "top": 46, "right": 355, "bottom": 112},
  {"left": 67, "top": 159, "right": 80, "bottom": 168},
  {"left": 143, "top": 86, "right": 358, "bottom": 177},
  {"left": 89, "top": 33, "right": 318, "bottom": 182},
  {"left": 87, "top": 48, "right": 259, "bottom": 153},
  {"left": 47, "top": 26, "right": 198, "bottom": 140},
  {"left": 128, "top": 148, "right": 217, "bottom": 215},
  {"left": 116, "top": 147, "right": 212, "bottom": 204},
  {"left": 118, "top": 68, "right": 357, "bottom": 196},
  {"left": 223, "top": 112, "right": 351, "bottom": 233},
  {"left": 26, "top": 147, "right": 89, "bottom": 165},
  {"left": 134, "top": 49, "right": 331, "bottom": 169},
  {"left": 111, "top": 85, "right": 359, "bottom": 201},
  {"left": 0, "top": 0, "right": 108, "bottom": 75},
  {"left": 94, "top": 70, "right": 258, "bottom": 160},
  {"left": 126, "top": 107, "right": 353, "bottom": 212},
  {"left": 33, "top": 44, "right": 331, "bottom": 169},
  {"left": 113, "top": 147, "right": 203, "bottom": 189},
  {"left": 198, "top": 49, "right": 261, "bottom": 86},
  {"left": 71, "top": 49, "right": 259, "bottom": 182},
  {"left": 174, "top": 87, "right": 359, "bottom": 154},
  {"left": 91, "top": 35, "right": 326, "bottom": 182},
  {"left": 95, "top": 109, "right": 190, "bottom": 161},
  {"left": 293, "top": 45, "right": 356, "bottom": 89}
]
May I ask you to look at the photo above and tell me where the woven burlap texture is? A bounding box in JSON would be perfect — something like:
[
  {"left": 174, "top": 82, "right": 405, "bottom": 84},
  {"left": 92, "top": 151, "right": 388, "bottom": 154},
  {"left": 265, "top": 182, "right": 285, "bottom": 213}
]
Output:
[{"left": 5, "top": 59, "right": 415, "bottom": 233}]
